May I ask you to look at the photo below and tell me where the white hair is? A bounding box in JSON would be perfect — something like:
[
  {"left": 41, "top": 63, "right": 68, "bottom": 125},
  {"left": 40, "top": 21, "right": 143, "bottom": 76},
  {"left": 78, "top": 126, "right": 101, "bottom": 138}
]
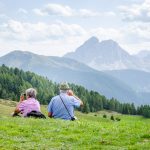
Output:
[
  {"left": 26, "top": 88, "right": 37, "bottom": 98},
  {"left": 60, "top": 90, "right": 69, "bottom": 93}
]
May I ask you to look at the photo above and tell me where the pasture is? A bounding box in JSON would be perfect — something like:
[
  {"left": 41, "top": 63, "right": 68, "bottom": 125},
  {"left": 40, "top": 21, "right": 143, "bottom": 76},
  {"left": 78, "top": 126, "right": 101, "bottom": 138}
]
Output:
[{"left": 0, "top": 99, "right": 150, "bottom": 150}]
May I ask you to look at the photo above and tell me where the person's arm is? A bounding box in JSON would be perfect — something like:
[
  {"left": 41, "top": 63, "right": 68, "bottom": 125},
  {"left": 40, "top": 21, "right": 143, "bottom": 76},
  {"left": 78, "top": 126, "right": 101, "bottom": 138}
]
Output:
[
  {"left": 47, "top": 99, "right": 54, "bottom": 118},
  {"left": 13, "top": 95, "right": 25, "bottom": 115},
  {"left": 48, "top": 112, "right": 53, "bottom": 118},
  {"left": 67, "top": 90, "right": 83, "bottom": 106}
]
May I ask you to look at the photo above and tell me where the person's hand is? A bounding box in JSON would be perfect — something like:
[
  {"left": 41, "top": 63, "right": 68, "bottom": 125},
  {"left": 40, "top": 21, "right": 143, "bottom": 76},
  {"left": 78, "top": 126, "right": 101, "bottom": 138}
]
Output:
[
  {"left": 67, "top": 90, "right": 74, "bottom": 96},
  {"left": 20, "top": 94, "right": 25, "bottom": 102}
]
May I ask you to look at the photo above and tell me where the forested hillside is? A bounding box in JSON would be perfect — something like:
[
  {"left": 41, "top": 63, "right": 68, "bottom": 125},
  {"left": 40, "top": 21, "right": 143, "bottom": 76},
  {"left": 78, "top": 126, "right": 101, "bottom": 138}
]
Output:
[
  {"left": 0, "top": 64, "right": 150, "bottom": 118},
  {"left": 0, "top": 50, "right": 142, "bottom": 104}
]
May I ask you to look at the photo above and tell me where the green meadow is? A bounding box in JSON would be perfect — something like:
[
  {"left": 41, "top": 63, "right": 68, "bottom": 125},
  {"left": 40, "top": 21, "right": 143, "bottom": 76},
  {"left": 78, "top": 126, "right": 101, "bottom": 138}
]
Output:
[{"left": 0, "top": 99, "right": 150, "bottom": 150}]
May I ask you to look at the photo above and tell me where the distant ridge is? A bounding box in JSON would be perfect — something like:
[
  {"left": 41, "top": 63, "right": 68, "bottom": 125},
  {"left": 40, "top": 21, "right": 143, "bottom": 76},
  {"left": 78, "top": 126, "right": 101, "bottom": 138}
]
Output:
[
  {"left": 0, "top": 50, "right": 143, "bottom": 104},
  {"left": 64, "top": 36, "right": 150, "bottom": 72}
]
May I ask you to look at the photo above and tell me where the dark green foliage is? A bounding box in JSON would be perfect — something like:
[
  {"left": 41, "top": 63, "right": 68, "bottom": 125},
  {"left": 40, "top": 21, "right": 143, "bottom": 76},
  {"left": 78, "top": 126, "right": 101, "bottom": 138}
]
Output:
[
  {"left": 115, "top": 117, "right": 121, "bottom": 121},
  {"left": 103, "top": 114, "right": 107, "bottom": 118},
  {"left": 110, "top": 115, "right": 115, "bottom": 121},
  {"left": 133, "top": 104, "right": 150, "bottom": 118},
  {"left": 0, "top": 64, "right": 150, "bottom": 118},
  {"left": 82, "top": 101, "right": 90, "bottom": 113},
  {"left": 0, "top": 65, "right": 57, "bottom": 104}
]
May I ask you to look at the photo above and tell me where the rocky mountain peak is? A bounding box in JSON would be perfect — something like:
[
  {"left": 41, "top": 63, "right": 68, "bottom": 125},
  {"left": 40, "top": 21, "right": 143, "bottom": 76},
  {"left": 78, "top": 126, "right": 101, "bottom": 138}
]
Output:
[
  {"left": 84, "top": 36, "right": 99, "bottom": 45},
  {"left": 100, "top": 39, "right": 118, "bottom": 47}
]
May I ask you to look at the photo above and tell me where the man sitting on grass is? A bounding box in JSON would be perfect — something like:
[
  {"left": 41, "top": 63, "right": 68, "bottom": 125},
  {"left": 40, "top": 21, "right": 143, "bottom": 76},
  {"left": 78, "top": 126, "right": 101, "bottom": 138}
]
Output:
[{"left": 48, "top": 82, "right": 83, "bottom": 120}]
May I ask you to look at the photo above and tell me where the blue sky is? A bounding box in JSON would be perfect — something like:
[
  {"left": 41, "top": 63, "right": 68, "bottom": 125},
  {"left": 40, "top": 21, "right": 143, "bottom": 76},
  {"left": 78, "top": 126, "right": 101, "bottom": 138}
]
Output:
[{"left": 0, "top": 0, "right": 149, "bottom": 56}]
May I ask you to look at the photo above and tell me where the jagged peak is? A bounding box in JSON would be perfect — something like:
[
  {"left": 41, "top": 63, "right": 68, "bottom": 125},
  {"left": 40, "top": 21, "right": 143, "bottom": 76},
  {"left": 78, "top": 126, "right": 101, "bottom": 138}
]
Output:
[
  {"left": 84, "top": 36, "right": 99, "bottom": 45},
  {"left": 100, "top": 39, "right": 118, "bottom": 46}
]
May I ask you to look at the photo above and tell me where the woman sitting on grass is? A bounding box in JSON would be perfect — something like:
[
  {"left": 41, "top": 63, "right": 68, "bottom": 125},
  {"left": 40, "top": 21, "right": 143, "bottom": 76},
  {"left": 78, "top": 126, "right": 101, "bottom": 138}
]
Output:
[{"left": 12, "top": 88, "right": 43, "bottom": 118}]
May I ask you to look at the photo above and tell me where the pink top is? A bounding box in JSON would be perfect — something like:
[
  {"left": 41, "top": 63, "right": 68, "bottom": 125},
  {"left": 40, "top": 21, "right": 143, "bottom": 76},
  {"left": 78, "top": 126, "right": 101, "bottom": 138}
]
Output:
[{"left": 18, "top": 98, "right": 41, "bottom": 117}]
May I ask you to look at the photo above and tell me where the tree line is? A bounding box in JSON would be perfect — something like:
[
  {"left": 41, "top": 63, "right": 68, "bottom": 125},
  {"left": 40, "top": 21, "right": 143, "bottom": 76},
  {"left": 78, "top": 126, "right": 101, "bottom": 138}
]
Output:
[{"left": 0, "top": 64, "right": 150, "bottom": 118}]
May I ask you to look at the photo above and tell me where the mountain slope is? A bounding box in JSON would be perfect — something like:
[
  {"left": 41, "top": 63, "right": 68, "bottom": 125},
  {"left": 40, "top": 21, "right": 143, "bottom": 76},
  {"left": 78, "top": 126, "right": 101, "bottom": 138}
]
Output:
[
  {"left": 64, "top": 37, "right": 149, "bottom": 72},
  {"left": 134, "top": 50, "right": 150, "bottom": 59},
  {"left": 105, "top": 69, "right": 150, "bottom": 104},
  {"left": 0, "top": 50, "right": 141, "bottom": 104},
  {"left": 105, "top": 69, "right": 150, "bottom": 92}
]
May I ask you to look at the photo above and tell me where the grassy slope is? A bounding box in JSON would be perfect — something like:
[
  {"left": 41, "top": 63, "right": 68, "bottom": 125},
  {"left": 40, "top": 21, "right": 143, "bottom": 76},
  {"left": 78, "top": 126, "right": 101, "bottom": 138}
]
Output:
[{"left": 0, "top": 99, "right": 150, "bottom": 150}]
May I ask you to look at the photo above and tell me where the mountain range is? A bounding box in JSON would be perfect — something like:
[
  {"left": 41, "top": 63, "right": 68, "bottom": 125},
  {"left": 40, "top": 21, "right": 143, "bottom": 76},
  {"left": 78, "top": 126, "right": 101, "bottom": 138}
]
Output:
[
  {"left": 64, "top": 37, "right": 150, "bottom": 104},
  {"left": 0, "top": 36, "right": 150, "bottom": 105},
  {"left": 105, "top": 69, "right": 150, "bottom": 104},
  {"left": 64, "top": 36, "right": 150, "bottom": 72},
  {"left": 0, "top": 50, "right": 141, "bottom": 104}
]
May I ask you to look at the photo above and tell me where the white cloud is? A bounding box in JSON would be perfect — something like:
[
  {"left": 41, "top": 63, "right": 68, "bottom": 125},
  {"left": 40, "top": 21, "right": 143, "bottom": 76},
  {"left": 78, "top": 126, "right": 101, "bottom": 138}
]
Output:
[
  {"left": 79, "top": 9, "right": 100, "bottom": 17},
  {"left": 113, "top": 22, "right": 150, "bottom": 53},
  {"left": 78, "top": 10, "right": 116, "bottom": 17},
  {"left": 34, "top": 3, "right": 74, "bottom": 17},
  {"left": 0, "top": 14, "right": 8, "bottom": 19},
  {"left": 119, "top": 0, "right": 150, "bottom": 22},
  {"left": 33, "top": 3, "right": 115, "bottom": 18},
  {"left": 0, "top": 20, "right": 86, "bottom": 42},
  {"left": 104, "top": 11, "right": 116, "bottom": 17},
  {"left": 1, "top": 18, "right": 150, "bottom": 56},
  {"left": 0, "top": 14, "right": 10, "bottom": 21},
  {"left": 0, "top": 19, "right": 86, "bottom": 56},
  {"left": 45, "top": 3, "right": 74, "bottom": 16},
  {"left": 90, "top": 27, "right": 122, "bottom": 42},
  {"left": 123, "top": 23, "right": 150, "bottom": 42},
  {"left": 18, "top": 8, "right": 28, "bottom": 14},
  {"left": 86, "top": 23, "right": 150, "bottom": 54},
  {"left": 33, "top": 8, "right": 48, "bottom": 16}
]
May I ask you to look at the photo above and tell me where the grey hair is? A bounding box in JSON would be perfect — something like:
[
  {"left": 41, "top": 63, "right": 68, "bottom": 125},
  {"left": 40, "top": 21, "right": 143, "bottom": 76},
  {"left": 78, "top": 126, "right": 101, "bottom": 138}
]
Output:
[
  {"left": 26, "top": 88, "right": 37, "bottom": 98},
  {"left": 60, "top": 90, "right": 69, "bottom": 93}
]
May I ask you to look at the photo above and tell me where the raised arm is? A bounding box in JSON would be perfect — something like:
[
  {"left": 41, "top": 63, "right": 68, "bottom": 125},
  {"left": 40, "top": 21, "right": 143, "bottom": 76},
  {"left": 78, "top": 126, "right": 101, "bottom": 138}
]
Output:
[
  {"left": 13, "top": 94, "right": 25, "bottom": 115},
  {"left": 67, "top": 90, "right": 83, "bottom": 106}
]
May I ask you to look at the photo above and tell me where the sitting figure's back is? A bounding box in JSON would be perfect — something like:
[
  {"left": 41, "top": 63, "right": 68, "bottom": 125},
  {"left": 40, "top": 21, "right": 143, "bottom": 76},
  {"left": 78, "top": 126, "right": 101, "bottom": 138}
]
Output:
[
  {"left": 48, "top": 82, "right": 83, "bottom": 120},
  {"left": 13, "top": 88, "right": 41, "bottom": 117}
]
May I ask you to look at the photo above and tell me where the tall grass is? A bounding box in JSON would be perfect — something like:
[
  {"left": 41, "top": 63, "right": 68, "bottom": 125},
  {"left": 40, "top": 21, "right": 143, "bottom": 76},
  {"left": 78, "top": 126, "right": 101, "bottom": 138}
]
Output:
[{"left": 0, "top": 99, "right": 150, "bottom": 150}]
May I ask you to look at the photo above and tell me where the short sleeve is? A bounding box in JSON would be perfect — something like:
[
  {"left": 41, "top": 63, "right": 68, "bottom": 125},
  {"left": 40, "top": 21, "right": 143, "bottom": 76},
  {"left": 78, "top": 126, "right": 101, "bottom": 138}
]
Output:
[
  {"left": 48, "top": 98, "right": 54, "bottom": 113},
  {"left": 18, "top": 101, "right": 26, "bottom": 111},
  {"left": 71, "top": 96, "right": 81, "bottom": 108},
  {"left": 37, "top": 101, "right": 41, "bottom": 111}
]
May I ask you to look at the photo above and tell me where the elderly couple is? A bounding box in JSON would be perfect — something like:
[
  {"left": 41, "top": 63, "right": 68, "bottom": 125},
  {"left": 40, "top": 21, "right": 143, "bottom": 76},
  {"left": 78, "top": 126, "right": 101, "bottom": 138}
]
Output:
[{"left": 13, "top": 82, "right": 83, "bottom": 120}]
